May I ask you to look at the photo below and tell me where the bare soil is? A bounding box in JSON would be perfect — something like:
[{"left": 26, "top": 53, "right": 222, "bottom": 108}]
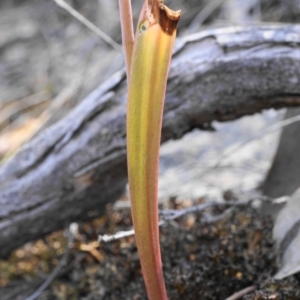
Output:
[{"left": 1, "top": 199, "right": 300, "bottom": 300}]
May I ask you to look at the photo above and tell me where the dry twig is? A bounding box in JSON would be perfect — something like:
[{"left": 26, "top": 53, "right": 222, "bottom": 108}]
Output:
[
  {"left": 225, "top": 285, "right": 257, "bottom": 300},
  {"left": 98, "top": 200, "right": 250, "bottom": 243},
  {"left": 25, "top": 225, "right": 75, "bottom": 300},
  {"left": 185, "top": 0, "right": 225, "bottom": 34},
  {"left": 164, "top": 113, "right": 300, "bottom": 196},
  {"left": 53, "top": 0, "right": 121, "bottom": 51}
]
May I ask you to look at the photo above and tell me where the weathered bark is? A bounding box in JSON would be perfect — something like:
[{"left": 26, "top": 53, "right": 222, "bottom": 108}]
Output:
[
  {"left": 263, "top": 107, "right": 300, "bottom": 197},
  {"left": 1, "top": 24, "right": 300, "bottom": 257}
]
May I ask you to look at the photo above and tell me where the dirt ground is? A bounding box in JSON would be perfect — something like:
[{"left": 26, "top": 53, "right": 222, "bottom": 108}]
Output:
[
  {"left": 2, "top": 198, "right": 300, "bottom": 300},
  {"left": 1, "top": 0, "right": 300, "bottom": 299}
]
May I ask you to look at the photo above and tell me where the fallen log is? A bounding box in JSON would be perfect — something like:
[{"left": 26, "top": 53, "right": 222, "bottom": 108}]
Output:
[{"left": 1, "top": 24, "right": 300, "bottom": 257}]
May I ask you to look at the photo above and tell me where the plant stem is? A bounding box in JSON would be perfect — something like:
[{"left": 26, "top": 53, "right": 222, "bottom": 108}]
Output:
[
  {"left": 118, "top": 0, "right": 135, "bottom": 78},
  {"left": 127, "top": 1, "right": 180, "bottom": 299}
]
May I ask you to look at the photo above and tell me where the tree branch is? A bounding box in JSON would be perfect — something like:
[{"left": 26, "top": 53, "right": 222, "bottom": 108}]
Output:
[{"left": 1, "top": 24, "right": 300, "bottom": 257}]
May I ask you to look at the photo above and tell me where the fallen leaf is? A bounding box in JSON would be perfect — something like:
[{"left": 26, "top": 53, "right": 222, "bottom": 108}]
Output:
[{"left": 273, "top": 188, "right": 300, "bottom": 279}]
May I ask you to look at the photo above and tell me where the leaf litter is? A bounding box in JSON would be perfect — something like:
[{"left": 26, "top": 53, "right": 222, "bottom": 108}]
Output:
[
  {"left": 273, "top": 188, "right": 300, "bottom": 280},
  {"left": 2, "top": 197, "right": 300, "bottom": 300}
]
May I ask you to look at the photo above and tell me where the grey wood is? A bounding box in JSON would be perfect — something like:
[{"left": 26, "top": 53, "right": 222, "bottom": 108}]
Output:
[{"left": 1, "top": 24, "right": 300, "bottom": 257}]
